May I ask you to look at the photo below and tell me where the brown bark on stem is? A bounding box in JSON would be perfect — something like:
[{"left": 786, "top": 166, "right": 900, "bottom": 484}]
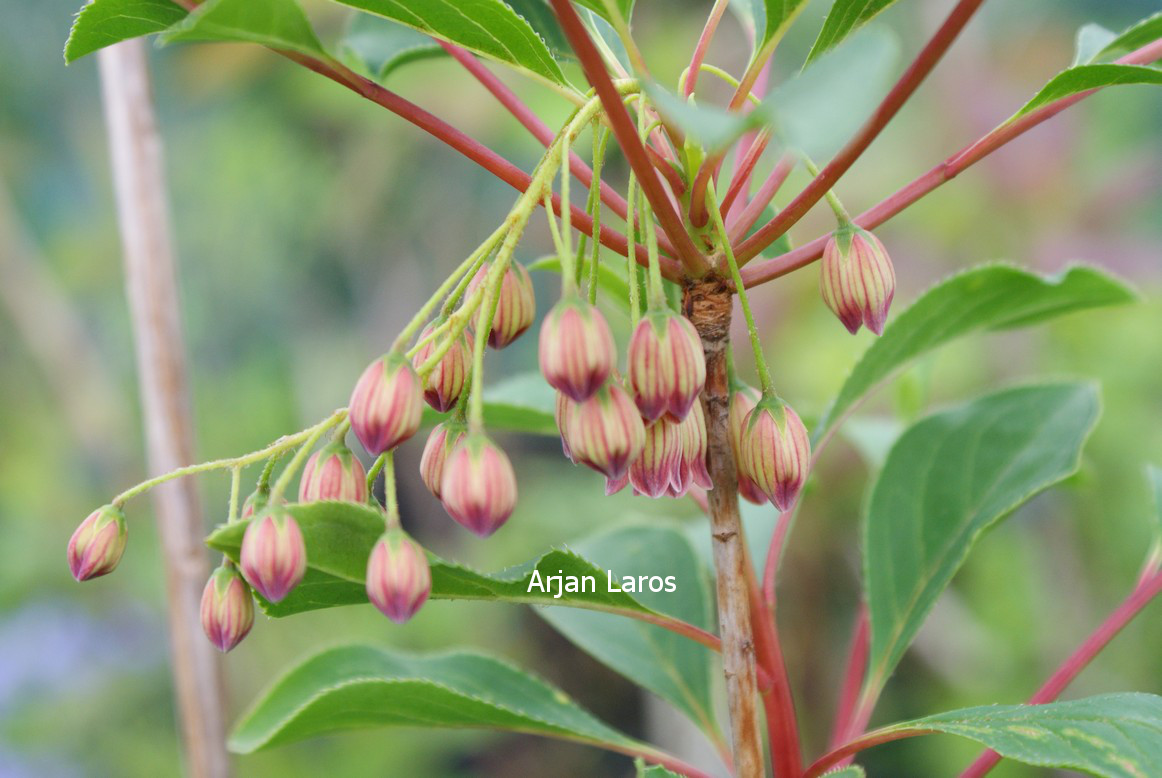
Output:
[
  {"left": 99, "top": 41, "right": 230, "bottom": 778},
  {"left": 685, "top": 277, "right": 764, "bottom": 777}
]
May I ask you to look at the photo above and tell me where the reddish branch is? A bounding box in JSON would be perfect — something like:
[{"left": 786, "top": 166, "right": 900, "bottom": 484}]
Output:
[
  {"left": 719, "top": 131, "right": 771, "bottom": 218},
  {"left": 549, "top": 0, "right": 710, "bottom": 276},
  {"left": 684, "top": 0, "right": 730, "bottom": 98},
  {"left": 734, "top": 0, "right": 987, "bottom": 265},
  {"left": 729, "top": 153, "right": 795, "bottom": 245}
]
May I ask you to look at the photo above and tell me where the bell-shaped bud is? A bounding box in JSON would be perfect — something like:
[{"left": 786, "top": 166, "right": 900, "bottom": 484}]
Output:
[
  {"left": 729, "top": 385, "right": 767, "bottom": 505},
  {"left": 739, "top": 396, "right": 810, "bottom": 511},
  {"left": 629, "top": 416, "right": 683, "bottom": 498},
  {"left": 67, "top": 505, "right": 127, "bottom": 581},
  {"left": 240, "top": 508, "right": 308, "bottom": 603},
  {"left": 470, "top": 261, "right": 536, "bottom": 349},
  {"left": 568, "top": 382, "right": 645, "bottom": 481},
  {"left": 299, "top": 441, "right": 368, "bottom": 503},
  {"left": 419, "top": 418, "right": 467, "bottom": 500},
  {"left": 820, "top": 224, "right": 896, "bottom": 335},
  {"left": 349, "top": 353, "right": 423, "bottom": 455},
  {"left": 555, "top": 392, "right": 578, "bottom": 462},
  {"left": 627, "top": 309, "right": 706, "bottom": 422},
  {"left": 365, "top": 528, "right": 431, "bottom": 623},
  {"left": 412, "top": 323, "right": 472, "bottom": 413},
  {"left": 440, "top": 433, "right": 517, "bottom": 537},
  {"left": 671, "top": 400, "right": 713, "bottom": 496},
  {"left": 538, "top": 296, "right": 615, "bottom": 402},
  {"left": 200, "top": 564, "right": 254, "bottom": 652}
]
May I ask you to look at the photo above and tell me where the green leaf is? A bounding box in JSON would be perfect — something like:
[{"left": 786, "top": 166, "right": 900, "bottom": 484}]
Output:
[
  {"left": 64, "top": 0, "right": 187, "bottom": 63},
  {"left": 1010, "top": 63, "right": 1162, "bottom": 120},
  {"left": 1073, "top": 23, "right": 1117, "bottom": 67},
  {"left": 539, "top": 524, "right": 720, "bottom": 740},
  {"left": 330, "top": 0, "right": 570, "bottom": 89},
  {"left": 338, "top": 12, "right": 444, "bottom": 81},
  {"left": 229, "top": 644, "right": 645, "bottom": 753},
  {"left": 571, "top": 0, "right": 634, "bottom": 25},
  {"left": 863, "top": 383, "right": 1101, "bottom": 695},
  {"left": 1091, "top": 11, "right": 1162, "bottom": 64},
  {"left": 159, "top": 0, "right": 326, "bottom": 58},
  {"left": 815, "top": 264, "right": 1135, "bottom": 444},
  {"left": 420, "top": 371, "right": 557, "bottom": 435},
  {"left": 504, "top": 0, "right": 572, "bottom": 59},
  {"left": 823, "top": 769, "right": 865, "bottom": 777},
  {"left": 206, "top": 502, "right": 693, "bottom": 629},
  {"left": 806, "top": 0, "right": 901, "bottom": 64},
  {"left": 882, "top": 694, "right": 1162, "bottom": 778},
  {"left": 757, "top": 0, "right": 810, "bottom": 51},
  {"left": 528, "top": 255, "right": 633, "bottom": 313}
]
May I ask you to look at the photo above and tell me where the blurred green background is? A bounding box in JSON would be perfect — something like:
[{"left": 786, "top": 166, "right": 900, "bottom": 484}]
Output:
[{"left": 2, "top": 0, "right": 1161, "bottom": 775}]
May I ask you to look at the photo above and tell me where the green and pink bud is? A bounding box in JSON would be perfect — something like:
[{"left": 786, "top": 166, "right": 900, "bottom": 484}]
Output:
[
  {"left": 671, "top": 400, "right": 712, "bottom": 496},
  {"left": 67, "top": 505, "right": 127, "bottom": 582},
  {"left": 739, "top": 396, "right": 810, "bottom": 511},
  {"left": 568, "top": 381, "right": 645, "bottom": 481},
  {"left": 240, "top": 508, "right": 307, "bottom": 603},
  {"left": 440, "top": 433, "right": 517, "bottom": 537},
  {"left": 629, "top": 416, "right": 683, "bottom": 498},
  {"left": 199, "top": 564, "right": 254, "bottom": 652},
  {"left": 729, "top": 385, "right": 767, "bottom": 505},
  {"left": 820, "top": 224, "right": 896, "bottom": 336},
  {"left": 349, "top": 353, "right": 423, "bottom": 455},
  {"left": 538, "top": 296, "right": 615, "bottom": 402},
  {"left": 299, "top": 441, "right": 367, "bottom": 503},
  {"left": 555, "top": 392, "right": 578, "bottom": 462},
  {"left": 412, "top": 323, "right": 472, "bottom": 413},
  {"left": 470, "top": 261, "right": 536, "bottom": 349},
  {"left": 419, "top": 418, "right": 467, "bottom": 500},
  {"left": 365, "top": 528, "right": 431, "bottom": 623},
  {"left": 628, "top": 309, "right": 706, "bottom": 422}
]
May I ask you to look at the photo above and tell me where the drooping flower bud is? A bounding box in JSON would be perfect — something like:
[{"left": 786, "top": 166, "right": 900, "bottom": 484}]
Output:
[
  {"left": 412, "top": 323, "right": 472, "bottom": 413},
  {"left": 299, "top": 441, "right": 368, "bottom": 503},
  {"left": 469, "top": 261, "right": 536, "bottom": 349},
  {"left": 739, "top": 396, "right": 811, "bottom": 511},
  {"left": 349, "top": 353, "right": 423, "bottom": 455},
  {"left": 671, "top": 400, "right": 712, "bottom": 496},
  {"left": 67, "top": 505, "right": 127, "bottom": 581},
  {"left": 365, "top": 528, "right": 431, "bottom": 623},
  {"left": 627, "top": 309, "right": 706, "bottom": 422},
  {"left": 729, "top": 385, "right": 767, "bottom": 505},
  {"left": 568, "top": 382, "right": 645, "bottom": 481},
  {"left": 820, "top": 224, "right": 896, "bottom": 335},
  {"left": 629, "top": 416, "right": 683, "bottom": 498},
  {"left": 555, "top": 392, "right": 578, "bottom": 462},
  {"left": 240, "top": 508, "right": 308, "bottom": 603},
  {"left": 538, "top": 296, "right": 615, "bottom": 402},
  {"left": 440, "top": 433, "right": 517, "bottom": 537},
  {"left": 200, "top": 564, "right": 254, "bottom": 652},
  {"left": 419, "top": 418, "right": 467, "bottom": 500}
]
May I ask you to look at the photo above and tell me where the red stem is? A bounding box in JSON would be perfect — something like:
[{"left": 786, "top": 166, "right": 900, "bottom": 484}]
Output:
[
  {"left": 684, "top": 0, "right": 730, "bottom": 98},
  {"left": 803, "top": 727, "right": 928, "bottom": 778},
  {"left": 719, "top": 131, "right": 770, "bottom": 219},
  {"left": 959, "top": 569, "right": 1162, "bottom": 778},
  {"left": 734, "top": 0, "right": 986, "bottom": 265},
  {"left": 549, "top": 0, "right": 710, "bottom": 276},
  {"left": 829, "top": 605, "right": 870, "bottom": 754},
  {"left": 762, "top": 506, "right": 794, "bottom": 607},
  {"left": 725, "top": 61, "right": 773, "bottom": 224},
  {"left": 729, "top": 153, "right": 796, "bottom": 244},
  {"left": 738, "top": 34, "right": 1162, "bottom": 287}
]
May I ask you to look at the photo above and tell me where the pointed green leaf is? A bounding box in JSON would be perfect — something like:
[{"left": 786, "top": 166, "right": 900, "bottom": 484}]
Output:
[
  {"left": 1091, "top": 11, "right": 1162, "bottom": 64},
  {"left": 330, "top": 0, "right": 570, "bottom": 89},
  {"left": 229, "top": 645, "right": 646, "bottom": 753},
  {"left": 571, "top": 0, "right": 634, "bottom": 25},
  {"left": 1010, "top": 63, "right": 1162, "bottom": 121},
  {"left": 1073, "top": 23, "right": 1117, "bottom": 67},
  {"left": 864, "top": 383, "right": 1101, "bottom": 695},
  {"left": 757, "top": 0, "right": 810, "bottom": 51},
  {"left": 338, "top": 12, "right": 444, "bottom": 81},
  {"left": 64, "top": 0, "right": 187, "bottom": 63},
  {"left": 539, "top": 524, "right": 720, "bottom": 740},
  {"left": 806, "top": 0, "right": 902, "bottom": 64},
  {"left": 815, "top": 264, "right": 1135, "bottom": 444},
  {"left": 879, "top": 694, "right": 1162, "bottom": 778},
  {"left": 159, "top": 0, "right": 326, "bottom": 57}
]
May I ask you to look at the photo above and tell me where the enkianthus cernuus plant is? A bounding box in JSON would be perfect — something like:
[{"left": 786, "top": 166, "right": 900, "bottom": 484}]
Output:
[{"left": 65, "top": 0, "right": 1162, "bottom": 775}]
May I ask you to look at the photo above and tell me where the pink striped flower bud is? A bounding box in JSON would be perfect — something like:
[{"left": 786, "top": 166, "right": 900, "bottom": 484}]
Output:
[
  {"left": 729, "top": 385, "right": 767, "bottom": 505},
  {"left": 419, "top": 418, "right": 467, "bottom": 500},
  {"left": 629, "top": 416, "right": 683, "bottom": 498},
  {"left": 671, "top": 400, "right": 712, "bottom": 496},
  {"left": 820, "top": 225, "right": 896, "bottom": 335},
  {"left": 555, "top": 392, "right": 578, "bottom": 462},
  {"left": 568, "top": 382, "right": 645, "bottom": 481},
  {"left": 412, "top": 323, "right": 472, "bottom": 413},
  {"left": 538, "top": 296, "right": 615, "bottom": 402},
  {"left": 240, "top": 508, "right": 307, "bottom": 603},
  {"left": 628, "top": 310, "right": 706, "bottom": 422},
  {"left": 67, "top": 505, "right": 127, "bottom": 582},
  {"left": 739, "top": 396, "right": 810, "bottom": 511},
  {"left": 298, "top": 441, "right": 368, "bottom": 503},
  {"left": 200, "top": 564, "right": 254, "bottom": 652},
  {"left": 440, "top": 433, "right": 517, "bottom": 537},
  {"left": 366, "top": 528, "right": 431, "bottom": 623},
  {"left": 349, "top": 353, "right": 423, "bottom": 455},
  {"left": 470, "top": 261, "right": 536, "bottom": 349}
]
